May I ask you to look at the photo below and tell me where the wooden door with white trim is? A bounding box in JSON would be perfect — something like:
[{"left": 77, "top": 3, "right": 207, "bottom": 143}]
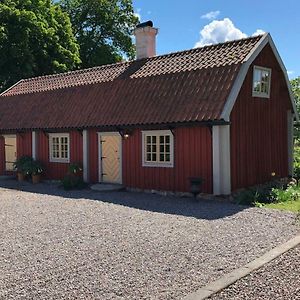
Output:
[
  {"left": 4, "top": 135, "right": 17, "bottom": 171},
  {"left": 100, "top": 134, "right": 121, "bottom": 184}
]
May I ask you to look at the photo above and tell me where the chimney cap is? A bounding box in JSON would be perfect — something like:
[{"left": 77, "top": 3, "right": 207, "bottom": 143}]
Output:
[{"left": 136, "top": 20, "right": 153, "bottom": 29}]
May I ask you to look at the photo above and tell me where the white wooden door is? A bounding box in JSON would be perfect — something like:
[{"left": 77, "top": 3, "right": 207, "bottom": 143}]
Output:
[
  {"left": 4, "top": 135, "right": 17, "bottom": 171},
  {"left": 100, "top": 133, "right": 121, "bottom": 184}
]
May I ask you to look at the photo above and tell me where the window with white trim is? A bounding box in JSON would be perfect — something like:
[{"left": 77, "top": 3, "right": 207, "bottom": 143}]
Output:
[
  {"left": 142, "top": 130, "right": 174, "bottom": 167},
  {"left": 252, "top": 66, "right": 271, "bottom": 98},
  {"left": 49, "top": 133, "right": 70, "bottom": 163}
]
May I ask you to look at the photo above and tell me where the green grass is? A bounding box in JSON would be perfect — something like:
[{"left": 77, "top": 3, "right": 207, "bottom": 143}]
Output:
[{"left": 262, "top": 199, "right": 300, "bottom": 212}]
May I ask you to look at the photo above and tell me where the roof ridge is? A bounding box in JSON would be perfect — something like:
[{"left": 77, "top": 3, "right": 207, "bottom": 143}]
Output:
[{"left": 17, "top": 34, "right": 265, "bottom": 84}]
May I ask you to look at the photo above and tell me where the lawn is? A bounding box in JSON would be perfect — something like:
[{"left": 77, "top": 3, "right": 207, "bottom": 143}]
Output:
[{"left": 262, "top": 199, "right": 300, "bottom": 213}]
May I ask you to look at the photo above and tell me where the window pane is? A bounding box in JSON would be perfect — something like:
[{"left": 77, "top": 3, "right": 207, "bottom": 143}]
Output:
[
  {"left": 165, "top": 135, "right": 170, "bottom": 143},
  {"left": 160, "top": 145, "right": 164, "bottom": 152},
  {"left": 146, "top": 136, "right": 151, "bottom": 143},
  {"left": 159, "top": 136, "right": 164, "bottom": 144},
  {"left": 152, "top": 136, "right": 156, "bottom": 143},
  {"left": 166, "top": 154, "right": 170, "bottom": 162},
  {"left": 152, "top": 153, "right": 156, "bottom": 161},
  {"left": 147, "top": 145, "right": 151, "bottom": 152},
  {"left": 160, "top": 154, "right": 164, "bottom": 162},
  {"left": 166, "top": 145, "right": 170, "bottom": 153},
  {"left": 147, "top": 153, "right": 151, "bottom": 161},
  {"left": 152, "top": 145, "right": 156, "bottom": 152}
]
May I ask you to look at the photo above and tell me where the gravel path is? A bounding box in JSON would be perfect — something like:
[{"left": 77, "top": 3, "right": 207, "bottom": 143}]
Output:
[
  {"left": 209, "top": 245, "right": 300, "bottom": 300},
  {"left": 0, "top": 180, "right": 299, "bottom": 300}
]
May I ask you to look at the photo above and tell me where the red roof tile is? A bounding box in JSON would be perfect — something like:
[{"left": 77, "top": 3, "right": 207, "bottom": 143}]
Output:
[{"left": 0, "top": 35, "right": 263, "bottom": 131}]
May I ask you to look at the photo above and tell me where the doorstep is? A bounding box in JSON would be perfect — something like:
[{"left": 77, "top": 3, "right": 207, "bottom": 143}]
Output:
[{"left": 90, "top": 183, "right": 125, "bottom": 192}]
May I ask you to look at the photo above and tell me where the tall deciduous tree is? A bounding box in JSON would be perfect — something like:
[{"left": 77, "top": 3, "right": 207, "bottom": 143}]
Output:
[
  {"left": 290, "top": 77, "right": 300, "bottom": 140},
  {"left": 59, "top": 0, "right": 138, "bottom": 68},
  {"left": 0, "top": 0, "right": 80, "bottom": 92}
]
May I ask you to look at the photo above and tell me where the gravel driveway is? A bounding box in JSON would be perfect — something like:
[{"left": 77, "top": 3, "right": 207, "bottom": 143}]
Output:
[
  {"left": 0, "top": 180, "right": 299, "bottom": 300},
  {"left": 209, "top": 245, "right": 300, "bottom": 300}
]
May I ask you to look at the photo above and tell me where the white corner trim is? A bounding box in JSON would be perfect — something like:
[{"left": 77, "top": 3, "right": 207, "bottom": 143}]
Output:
[
  {"left": 213, "top": 125, "right": 231, "bottom": 195},
  {"left": 32, "top": 131, "right": 37, "bottom": 160},
  {"left": 287, "top": 110, "right": 294, "bottom": 176},
  {"left": 221, "top": 34, "right": 269, "bottom": 121},
  {"left": 267, "top": 35, "right": 299, "bottom": 121},
  {"left": 83, "top": 130, "right": 89, "bottom": 182},
  {"left": 221, "top": 33, "right": 299, "bottom": 122},
  {"left": 0, "top": 79, "right": 24, "bottom": 97}
]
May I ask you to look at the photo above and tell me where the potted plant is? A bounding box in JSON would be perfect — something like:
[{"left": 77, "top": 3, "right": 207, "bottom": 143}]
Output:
[
  {"left": 26, "top": 160, "right": 44, "bottom": 184},
  {"left": 13, "top": 156, "right": 33, "bottom": 181},
  {"left": 189, "top": 177, "right": 204, "bottom": 197}
]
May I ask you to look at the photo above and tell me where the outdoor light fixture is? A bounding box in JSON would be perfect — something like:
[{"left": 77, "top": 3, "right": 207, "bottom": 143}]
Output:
[{"left": 118, "top": 128, "right": 132, "bottom": 139}]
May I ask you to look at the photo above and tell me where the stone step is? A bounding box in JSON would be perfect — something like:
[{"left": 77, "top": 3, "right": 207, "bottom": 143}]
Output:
[{"left": 90, "top": 183, "right": 125, "bottom": 192}]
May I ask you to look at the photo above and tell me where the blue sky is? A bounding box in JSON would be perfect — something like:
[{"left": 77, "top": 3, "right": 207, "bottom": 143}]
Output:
[{"left": 133, "top": 0, "right": 300, "bottom": 79}]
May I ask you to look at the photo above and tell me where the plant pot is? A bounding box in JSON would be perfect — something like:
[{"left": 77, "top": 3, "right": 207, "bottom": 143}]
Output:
[
  {"left": 189, "top": 177, "right": 204, "bottom": 197},
  {"left": 17, "top": 172, "right": 25, "bottom": 182},
  {"left": 32, "top": 174, "right": 41, "bottom": 184}
]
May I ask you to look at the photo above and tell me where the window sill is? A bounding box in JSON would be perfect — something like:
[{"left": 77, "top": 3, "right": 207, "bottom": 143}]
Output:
[
  {"left": 142, "top": 162, "right": 174, "bottom": 168},
  {"left": 49, "top": 158, "right": 70, "bottom": 163}
]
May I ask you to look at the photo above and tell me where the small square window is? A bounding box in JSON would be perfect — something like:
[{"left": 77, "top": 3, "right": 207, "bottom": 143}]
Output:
[
  {"left": 252, "top": 66, "right": 271, "bottom": 98},
  {"left": 49, "top": 133, "right": 70, "bottom": 163},
  {"left": 142, "top": 130, "right": 174, "bottom": 167}
]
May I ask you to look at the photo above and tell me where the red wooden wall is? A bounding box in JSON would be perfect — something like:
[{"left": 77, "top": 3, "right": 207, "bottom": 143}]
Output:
[
  {"left": 0, "top": 136, "right": 5, "bottom": 175},
  {"left": 17, "top": 132, "right": 32, "bottom": 158},
  {"left": 230, "top": 44, "right": 292, "bottom": 190},
  {"left": 36, "top": 130, "right": 83, "bottom": 180},
  {"left": 123, "top": 127, "right": 212, "bottom": 193}
]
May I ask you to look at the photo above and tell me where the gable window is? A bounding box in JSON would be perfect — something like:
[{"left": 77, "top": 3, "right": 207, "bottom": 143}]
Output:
[
  {"left": 142, "top": 130, "right": 174, "bottom": 167},
  {"left": 252, "top": 66, "right": 271, "bottom": 98},
  {"left": 49, "top": 133, "right": 70, "bottom": 163}
]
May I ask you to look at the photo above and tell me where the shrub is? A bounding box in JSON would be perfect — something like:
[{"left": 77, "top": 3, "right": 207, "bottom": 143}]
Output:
[
  {"left": 23, "top": 160, "right": 44, "bottom": 176},
  {"left": 61, "top": 162, "right": 85, "bottom": 190},
  {"left": 62, "top": 174, "right": 86, "bottom": 190},
  {"left": 271, "top": 183, "right": 300, "bottom": 203},
  {"left": 13, "top": 156, "right": 33, "bottom": 174},
  {"left": 68, "top": 162, "right": 82, "bottom": 175}
]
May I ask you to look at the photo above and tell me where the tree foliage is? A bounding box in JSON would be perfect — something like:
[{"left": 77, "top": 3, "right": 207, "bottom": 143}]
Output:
[
  {"left": 0, "top": 0, "right": 81, "bottom": 92},
  {"left": 59, "top": 0, "right": 138, "bottom": 68},
  {"left": 290, "top": 77, "right": 300, "bottom": 141}
]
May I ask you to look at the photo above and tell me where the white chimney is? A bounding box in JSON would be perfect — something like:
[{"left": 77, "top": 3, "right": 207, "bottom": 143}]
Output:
[{"left": 134, "top": 21, "right": 158, "bottom": 59}]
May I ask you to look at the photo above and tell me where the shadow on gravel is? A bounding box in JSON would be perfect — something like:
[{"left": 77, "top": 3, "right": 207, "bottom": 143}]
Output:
[{"left": 0, "top": 179, "right": 247, "bottom": 220}]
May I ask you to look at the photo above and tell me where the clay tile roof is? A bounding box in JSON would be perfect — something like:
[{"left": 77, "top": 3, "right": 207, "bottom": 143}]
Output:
[{"left": 0, "top": 35, "right": 263, "bottom": 131}]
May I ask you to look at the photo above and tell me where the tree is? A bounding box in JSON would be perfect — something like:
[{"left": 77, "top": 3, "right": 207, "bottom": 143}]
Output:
[
  {"left": 290, "top": 77, "right": 300, "bottom": 141},
  {"left": 59, "top": 0, "right": 138, "bottom": 68},
  {"left": 0, "top": 0, "right": 81, "bottom": 92}
]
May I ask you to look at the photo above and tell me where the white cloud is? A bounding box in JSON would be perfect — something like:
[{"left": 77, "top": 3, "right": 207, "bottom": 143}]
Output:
[
  {"left": 134, "top": 8, "right": 142, "bottom": 21},
  {"left": 252, "top": 29, "right": 265, "bottom": 36},
  {"left": 287, "top": 70, "right": 295, "bottom": 76},
  {"left": 201, "top": 10, "right": 220, "bottom": 20},
  {"left": 195, "top": 18, "right": 247, "bottom": 47}
]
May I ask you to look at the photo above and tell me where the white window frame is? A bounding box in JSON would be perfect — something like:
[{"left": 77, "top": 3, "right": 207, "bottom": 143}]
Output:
[
  {"left": 49, "top": 133, "right": 70, "bottom": 163},
  {"left": 142, "top": 130, "right": 174, "bottom": 168},
  {"left": 252, "top": 66, "right": 272, "bottom": 98}
]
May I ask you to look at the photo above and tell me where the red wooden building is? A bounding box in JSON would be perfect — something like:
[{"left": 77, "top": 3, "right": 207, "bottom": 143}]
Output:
[{"left": 0, "top": 22, "right": 298, "bottom": 195}]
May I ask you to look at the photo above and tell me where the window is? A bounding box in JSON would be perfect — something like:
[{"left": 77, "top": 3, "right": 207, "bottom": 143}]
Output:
[
  {"left": 252, "top": 66, "right": 271, "bottom": 98},
  {"left": 49, "top": 133, "right": 70, "bottom": 163},
  {"left": 142, "top": 130, "right": 174, "bottom": 167}
]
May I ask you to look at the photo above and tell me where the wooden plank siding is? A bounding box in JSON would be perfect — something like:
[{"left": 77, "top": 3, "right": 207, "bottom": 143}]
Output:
[
  {"left": 34, "top": 130, "right": 83, "bottom": 180},
  {"left": 0, "top": 136, "right": 5, "bottom": 175},
  {"left": 17, "top": 132, "right": 32, "bottom": 158},
  {"left": 87, "top": 127, "right": 212, "bottom": 193},
  {"left": 122, "top": 127, "right": 213, "bottom": 193},
  {"left": 230, "top": 44, "right": 292, "bottom": 191}
]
